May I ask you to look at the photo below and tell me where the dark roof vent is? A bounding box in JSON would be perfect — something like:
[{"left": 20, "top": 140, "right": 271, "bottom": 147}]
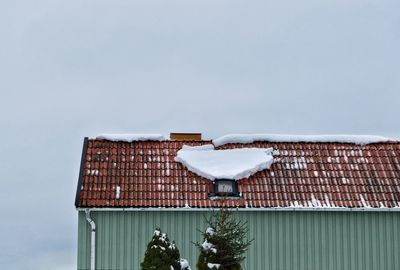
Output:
[{"left": 170, "top": 133, "right": 202, "bottom": 141}]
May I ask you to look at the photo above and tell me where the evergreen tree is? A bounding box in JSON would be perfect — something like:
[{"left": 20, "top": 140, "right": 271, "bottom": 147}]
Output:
[
  {"left": 196, "top": 208, "right": 253, "bottom": 270},
  {"left": 141, "top": 228, "right": 181, "bottom": 270}
]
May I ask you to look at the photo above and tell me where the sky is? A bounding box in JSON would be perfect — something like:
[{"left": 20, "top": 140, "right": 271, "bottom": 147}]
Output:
[{"left": 0, "top": 0, "right": 399, "bottom": 269}]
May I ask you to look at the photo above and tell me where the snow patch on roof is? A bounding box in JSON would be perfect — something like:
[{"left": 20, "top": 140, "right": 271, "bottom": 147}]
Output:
[
  {"left": 96, "top": 134, "right": 167, "bottom": 142},
  {"left": 175, "top": 146, "right": 274, "bottom": 180},
  {"left": 360, "top": 195, "right": 372, "bottom": 208},
  {"left": 181, "top": 144, "right": 215, "bottom": 151},
  {"left": 115, "top": 186, "right": 121, "bottom": 199},
  {"left": 213, "top": 134, "right": 393, "bottom": 147}
]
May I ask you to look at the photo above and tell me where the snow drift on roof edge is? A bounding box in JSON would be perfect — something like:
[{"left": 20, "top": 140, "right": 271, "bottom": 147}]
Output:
[
  {"left": 96, "top": 134, "right": 167, "bottom": 142},
  {"left": 93, "top": 133, "right": 394, "bottom": 145},
  {"left": 213, "top": 134, "right": 393, "bottom": 147},
  {"left": 175, "top": 147, "right": 274, "bottom": 181}
]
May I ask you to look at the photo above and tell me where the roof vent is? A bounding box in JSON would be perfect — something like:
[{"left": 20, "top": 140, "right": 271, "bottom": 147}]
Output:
[{"left": 170, "top": 133, "right": 202, "bottom": 141}]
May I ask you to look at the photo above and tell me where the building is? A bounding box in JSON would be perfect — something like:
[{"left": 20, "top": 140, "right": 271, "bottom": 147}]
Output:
[{"left": 75, "top": 133, "right": 400, "bottom": 270}]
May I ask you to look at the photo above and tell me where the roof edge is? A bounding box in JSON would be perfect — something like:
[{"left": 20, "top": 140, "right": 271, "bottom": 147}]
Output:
[
  {"left": 213, "top": 134, "right": 397, "bottom": 147},
  {"left": 76, "top": 207, "right": 400, "bottom": 212},
  {"left": 75, "top": 137, "right": 88, "bottom": 207}
]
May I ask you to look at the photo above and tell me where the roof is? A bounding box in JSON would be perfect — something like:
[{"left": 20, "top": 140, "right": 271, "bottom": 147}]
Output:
[{"left": 75, "top": 136, "right": 400, "bottom": 210}]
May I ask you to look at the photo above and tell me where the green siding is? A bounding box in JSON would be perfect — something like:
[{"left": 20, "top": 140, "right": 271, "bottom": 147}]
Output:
[{"left": 78, "top": 211, "right": 400, "bottom": 270}]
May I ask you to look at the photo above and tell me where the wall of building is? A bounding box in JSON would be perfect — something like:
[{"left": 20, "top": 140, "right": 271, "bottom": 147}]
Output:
[{"left": 77, "top": 210, "right": 400, "bottom": 270}]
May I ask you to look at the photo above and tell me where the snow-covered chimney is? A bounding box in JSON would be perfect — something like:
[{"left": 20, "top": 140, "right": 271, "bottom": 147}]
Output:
[{"left": 170, "top": 133, "right": 202, "bottom": 141}]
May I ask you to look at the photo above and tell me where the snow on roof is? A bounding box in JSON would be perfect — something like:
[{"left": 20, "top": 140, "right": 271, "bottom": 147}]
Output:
[
  {"left": 213, "top": 134, "right": 393, "bottom": 147},
  {"left": 175, "top": 146, "right": 274, "bottom": 180},
  {"left": 77, "top": 138, "right": 400, "bottom": 209},
  {"left": 181, "top": 144, "right": 215, "bottom": 151},
  {"left": 96, "top": 134, "right": 167, "bottom": 142}
]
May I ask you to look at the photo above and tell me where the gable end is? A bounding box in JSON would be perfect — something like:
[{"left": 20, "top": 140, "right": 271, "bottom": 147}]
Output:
[{"left": 75, "top": 137, "right": 88, "bottom": 207}]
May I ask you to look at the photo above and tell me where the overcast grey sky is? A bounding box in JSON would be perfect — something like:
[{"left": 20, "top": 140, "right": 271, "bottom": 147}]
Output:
[{"left": 0, "top": 0, "right": 399, "bottom": 269}]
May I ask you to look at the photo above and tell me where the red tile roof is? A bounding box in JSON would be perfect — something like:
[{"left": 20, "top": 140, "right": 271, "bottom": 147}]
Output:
[{"left": 75, "top": 138, "right": 400, "bottom": 209}]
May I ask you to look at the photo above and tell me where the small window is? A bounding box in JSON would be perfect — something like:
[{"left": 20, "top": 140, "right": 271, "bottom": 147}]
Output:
[{"left": 213, "top": 179, "right": 239, "bottom": 197}]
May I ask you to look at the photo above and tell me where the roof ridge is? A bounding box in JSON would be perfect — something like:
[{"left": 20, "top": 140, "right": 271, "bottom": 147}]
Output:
[{"left": 212, "top": 134, "right": 397, "bottom": 147}]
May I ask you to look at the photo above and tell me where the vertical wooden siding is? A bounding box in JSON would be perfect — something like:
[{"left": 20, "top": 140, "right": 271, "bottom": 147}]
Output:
[{"left": 78, "top": 211, "right": 400, "bottom": 270}]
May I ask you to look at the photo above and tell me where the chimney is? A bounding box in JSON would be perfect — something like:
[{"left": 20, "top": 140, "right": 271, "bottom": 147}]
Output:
[{"left": 170, "top": 133, "right": 202, "bottom": 141}]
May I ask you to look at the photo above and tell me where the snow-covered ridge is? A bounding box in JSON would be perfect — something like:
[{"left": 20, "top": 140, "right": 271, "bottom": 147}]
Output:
[
  {"left": 95, "top": 134, "right": 167, "bottom": 142},
  {"left": 94, "top": 133, "right": 395, "bottom": 145},
  {"left": 213, "top": 134, "right": 394, "bottom": 147},
  {"left": 175, "top": 146, "right": 274, "bottom": 181}
]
